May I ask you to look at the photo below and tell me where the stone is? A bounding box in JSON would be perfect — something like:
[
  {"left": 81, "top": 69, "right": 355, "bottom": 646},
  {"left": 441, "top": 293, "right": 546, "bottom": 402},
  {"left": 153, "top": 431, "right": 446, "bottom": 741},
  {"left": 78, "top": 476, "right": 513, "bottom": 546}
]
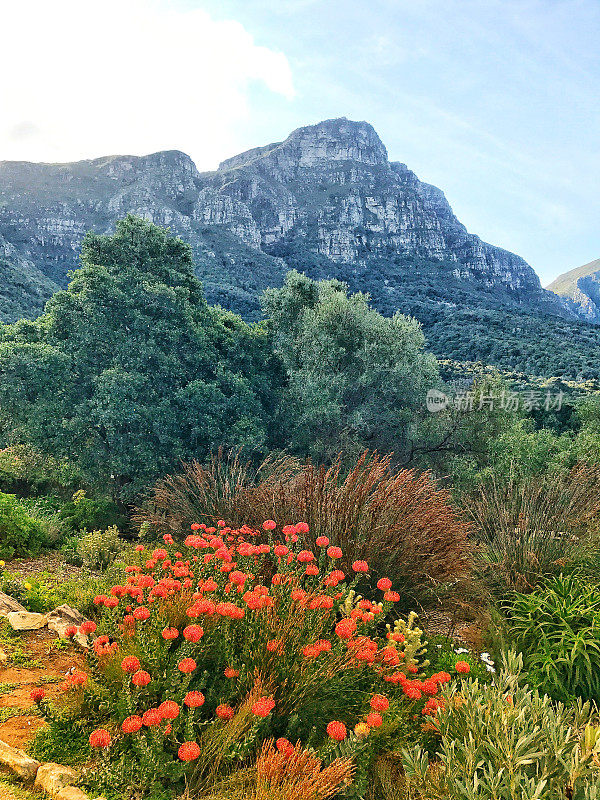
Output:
[
  {"left": 6, "top": 611, "right": 47, "bottom": 631},
  {"left": 55, "top": 789, "right": 90, "bottom": 800},
  {"left": 47, "top": 605, "right": 88, "bottom": 648},
  {"left": 0, "top": 590, "right": 27, "bottom": 617},
  {"left": 35, "top": 762, "right": 79, "bottom": 795},
  {"left": 0, "top": 737, "right": 41, "bottom": 782},
  {"left": 0, "top": 646, "right": 7, "bottom": 664}
]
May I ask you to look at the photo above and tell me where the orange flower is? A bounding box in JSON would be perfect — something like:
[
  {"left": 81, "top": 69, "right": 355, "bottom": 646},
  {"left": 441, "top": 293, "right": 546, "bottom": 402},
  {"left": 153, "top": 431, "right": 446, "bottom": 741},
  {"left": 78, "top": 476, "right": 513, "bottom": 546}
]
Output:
[
  {"left": 142, "top": 708, "right": 163, "bottom": 727},
  {"left": 216, "top": 703, "right": 235, "bottom": 720},
  {"left": 80, "top": 620, "right": 97, "bottom": 635},
  {"left": 251, "top": 697, "right": 275, "bottom": 717},
  {"left": 30, "top": 688, "right": 45, "bottom": 703},
  {"left": 455, "top": 661, "right": 470, "bottom": 674},
  {"left": 132, "top": 670, "right": 151, "bottom": 687},
  {"left": 178, "top": 741, "right": 200, "bottom": 761},
  {"left": 335, "top": 619, "right": 357, "bottom": 639},
  {"left": 184, "top": 691, "right": 205, "bottom": 708},
  {"left": 121, "top": 656, "right": 141, "bottom": 674},
  {"left": 158, "top": 700, "right": 180, "bottom": 720},
  {"left": 122, "top": 715, "right": 143, "bottom": 733},
  {"left": 370, "top": 694, "right": 389, "bottom": 712},
  {"left": 183, "top": 625, "right": 204, "bottom": 642},
  {"left": 178, "top": 658, "right": 197, "bottom": 674},
  {"left": 89, "top": 729, "right": 111, "bottom": 748},
  {"left": 276, "top": 737, "right": 294, "bottom": 757},
  {"left": 326, "top": 721, "right": 347, "bottom": 741}
]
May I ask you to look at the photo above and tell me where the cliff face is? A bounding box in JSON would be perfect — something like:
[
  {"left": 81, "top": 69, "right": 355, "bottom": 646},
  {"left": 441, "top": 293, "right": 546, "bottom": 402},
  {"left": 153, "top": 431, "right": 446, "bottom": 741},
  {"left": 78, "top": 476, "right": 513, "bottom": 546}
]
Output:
[
  {"left": 548, "top": 259, "right": 600, "bottom": 324},
  {"left": 0, "top": 117, "right": 569, "bottom": 322}
]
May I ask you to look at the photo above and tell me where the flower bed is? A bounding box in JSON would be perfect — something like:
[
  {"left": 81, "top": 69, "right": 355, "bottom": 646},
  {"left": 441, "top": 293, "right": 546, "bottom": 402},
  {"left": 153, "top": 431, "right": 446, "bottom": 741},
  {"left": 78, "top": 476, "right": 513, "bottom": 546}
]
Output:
[{"left": 32, "top": 520, "right": 469, "bottom": 798}]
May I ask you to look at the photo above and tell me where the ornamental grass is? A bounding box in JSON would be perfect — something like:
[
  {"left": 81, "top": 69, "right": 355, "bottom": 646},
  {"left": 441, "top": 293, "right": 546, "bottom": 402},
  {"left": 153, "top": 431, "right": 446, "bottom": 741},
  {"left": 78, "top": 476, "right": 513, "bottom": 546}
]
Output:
[{"left": 141, "top": 450, "right": 473, "bottom": 606}]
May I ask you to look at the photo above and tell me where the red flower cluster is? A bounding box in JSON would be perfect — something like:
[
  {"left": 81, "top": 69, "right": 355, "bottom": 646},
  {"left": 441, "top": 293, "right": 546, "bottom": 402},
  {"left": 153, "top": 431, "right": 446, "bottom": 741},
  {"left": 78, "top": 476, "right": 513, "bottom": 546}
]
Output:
[{"left": 70, "top": 519, "right": 460, "bottom": 776}]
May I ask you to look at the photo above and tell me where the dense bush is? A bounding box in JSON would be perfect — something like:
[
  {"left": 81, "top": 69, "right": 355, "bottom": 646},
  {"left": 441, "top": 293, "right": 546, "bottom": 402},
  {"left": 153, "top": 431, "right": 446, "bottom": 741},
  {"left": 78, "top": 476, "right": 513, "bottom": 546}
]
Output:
[
  {"left": 61, "top": 525, "right": 124, "bottom": 571},
  {"left": 33, "top": 519, "right": 471, "bottom": 799},
  {"left": 262, "top": 270, "right": 440, "bottom": 463},
  {"left": 142, "top": 451, "right": 473, "bottom": 607},
  {"left": 400, "top": 652, "right": 600, "bottom": 800},
  {"left": 506, "top": 574, "right": 600, "bottom": 702},
  {"left": 0, "top": 444, "right": 81, "bottom": 498},
  {"left": 0, "top": 489, "right": 51, "bottom": 558},
  {"left": 58, "top": 490, "right": 126, "bottom": 535},
  {"left": 463, "top": 463, "right": 600, "bottom": 593}
]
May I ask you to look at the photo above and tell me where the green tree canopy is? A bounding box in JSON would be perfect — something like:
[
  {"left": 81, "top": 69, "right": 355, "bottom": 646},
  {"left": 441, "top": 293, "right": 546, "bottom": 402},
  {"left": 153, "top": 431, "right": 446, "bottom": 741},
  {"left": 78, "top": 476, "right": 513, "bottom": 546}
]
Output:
[
  {"left": 262, "top": 270, "right": 440, "bottom": 462},
  {"left": 0, "top": 216, "right": 276, "bottom": 502}
]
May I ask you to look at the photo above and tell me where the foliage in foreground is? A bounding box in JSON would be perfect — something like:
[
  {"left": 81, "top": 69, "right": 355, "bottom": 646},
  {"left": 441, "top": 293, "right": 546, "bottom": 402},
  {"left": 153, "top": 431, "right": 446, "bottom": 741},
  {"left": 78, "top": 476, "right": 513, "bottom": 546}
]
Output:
[
  {"left": 33, "top": 519, "right": 472, "bottom": 799},
  {"left": 401, "top": 652, "right": 600, "bottom": 800},
  {"left": 506, "top": 573, "right": 600, "bottom": 702},
  {"left": 142, "top": 450, "right": 473, "bottom": 607}
]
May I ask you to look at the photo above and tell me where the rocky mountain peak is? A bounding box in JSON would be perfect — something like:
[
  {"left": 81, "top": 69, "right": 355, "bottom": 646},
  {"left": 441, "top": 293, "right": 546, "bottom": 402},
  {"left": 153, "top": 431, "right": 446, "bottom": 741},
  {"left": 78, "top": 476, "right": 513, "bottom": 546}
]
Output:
[
  {"left": 0, "top": 116, "right": 576, "bottom": 330},
  {"left": 218, "top": 117, "right": 388, "bottom": 172}
]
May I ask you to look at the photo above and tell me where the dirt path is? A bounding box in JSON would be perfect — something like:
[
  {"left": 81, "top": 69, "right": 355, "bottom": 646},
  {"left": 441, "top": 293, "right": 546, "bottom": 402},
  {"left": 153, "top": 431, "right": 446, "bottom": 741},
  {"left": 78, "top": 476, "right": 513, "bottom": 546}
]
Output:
[{"left": 0, "top": 627, "right": 84, "bottom": 750}]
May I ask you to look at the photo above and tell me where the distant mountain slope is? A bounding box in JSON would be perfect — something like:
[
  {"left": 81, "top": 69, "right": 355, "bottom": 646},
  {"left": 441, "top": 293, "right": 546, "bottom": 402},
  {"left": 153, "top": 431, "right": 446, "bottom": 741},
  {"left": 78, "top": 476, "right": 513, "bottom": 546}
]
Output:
[
  {"left": 0, "top": 232, "right": 60, "bottom": 322},
  {"left": 547, "top": 258, "right": 600, "bottom": 324},
  {"left": 1, "top": 116, "right": 598, "bottom": 377}
]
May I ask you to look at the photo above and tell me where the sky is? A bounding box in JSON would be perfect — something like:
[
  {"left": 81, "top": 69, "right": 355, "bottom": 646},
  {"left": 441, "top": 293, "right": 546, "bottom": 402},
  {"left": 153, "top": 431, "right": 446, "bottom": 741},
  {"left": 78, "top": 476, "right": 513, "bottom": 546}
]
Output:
[{"left": 0, "top": 0, "right": 598, "bottom": 283}]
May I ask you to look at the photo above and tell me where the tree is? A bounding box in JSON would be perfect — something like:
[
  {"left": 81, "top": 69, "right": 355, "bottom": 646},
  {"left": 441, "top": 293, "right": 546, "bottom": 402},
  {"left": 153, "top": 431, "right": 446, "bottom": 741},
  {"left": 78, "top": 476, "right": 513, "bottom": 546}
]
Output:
[
  {"left": 262, "top": 270, "right": 440, "bottom": 462},
  {"left": 0, "top": 216, "right": 274, "bottom": 503}
]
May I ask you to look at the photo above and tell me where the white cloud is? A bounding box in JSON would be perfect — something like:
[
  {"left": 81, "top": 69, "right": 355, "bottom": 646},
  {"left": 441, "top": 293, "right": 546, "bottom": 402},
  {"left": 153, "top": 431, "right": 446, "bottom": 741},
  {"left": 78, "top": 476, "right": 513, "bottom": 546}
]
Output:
[{"left": 0, "top": 0, "right": 294, "bottom": 168}]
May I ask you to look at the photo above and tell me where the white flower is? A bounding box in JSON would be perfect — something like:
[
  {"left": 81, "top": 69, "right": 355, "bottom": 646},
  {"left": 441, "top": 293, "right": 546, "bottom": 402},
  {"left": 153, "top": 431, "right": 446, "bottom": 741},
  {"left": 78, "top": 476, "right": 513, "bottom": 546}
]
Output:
[{"left": 454, "top": 647, "right": 469, "bottom": 654}]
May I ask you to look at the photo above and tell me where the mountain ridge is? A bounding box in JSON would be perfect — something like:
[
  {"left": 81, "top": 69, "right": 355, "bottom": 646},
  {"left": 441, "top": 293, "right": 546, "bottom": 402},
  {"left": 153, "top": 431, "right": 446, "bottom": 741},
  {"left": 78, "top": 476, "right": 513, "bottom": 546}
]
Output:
[
  {"left": 547, "top": 258, "right": 600, "bottom": 324},
  {"left": 1, "top": 116, "right": 598, "bottom": 377}
]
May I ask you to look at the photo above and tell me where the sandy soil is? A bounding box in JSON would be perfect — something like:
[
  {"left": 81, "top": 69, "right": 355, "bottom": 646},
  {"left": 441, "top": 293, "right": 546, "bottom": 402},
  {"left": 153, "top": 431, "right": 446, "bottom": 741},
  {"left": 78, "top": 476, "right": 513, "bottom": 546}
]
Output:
[{"left": 0, "top": 628, "right": 84, "bottom": 750}]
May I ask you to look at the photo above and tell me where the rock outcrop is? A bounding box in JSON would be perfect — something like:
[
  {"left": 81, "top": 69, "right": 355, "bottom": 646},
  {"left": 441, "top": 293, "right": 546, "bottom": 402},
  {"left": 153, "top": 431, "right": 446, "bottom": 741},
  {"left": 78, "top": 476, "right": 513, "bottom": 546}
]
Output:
[
  {"left": 0, "top": 117, "right": 570, "bottom": 324},
  {"left": 548, "top": 258, "right": 600, "bottom": 324}
]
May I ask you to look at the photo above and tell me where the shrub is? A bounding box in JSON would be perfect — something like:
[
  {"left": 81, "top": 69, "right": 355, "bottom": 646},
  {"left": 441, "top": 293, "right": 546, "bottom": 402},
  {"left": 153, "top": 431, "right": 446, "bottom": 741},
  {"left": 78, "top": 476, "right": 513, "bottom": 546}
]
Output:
[
  {"left": 58, "top": 490, "right": 126, "bottom": 534},
  {"left": 506, "top": 573, "right": 600, "bottom": 702},
  {"left": 35, "top": 519, "right": 469, "bottom": 799},
  {"left": 142, "top": 451, "right": 473, "bottom": 607},
  {"left": 0, "top": 490, "right": 50, "bottom": 558},
  {"left": 400, "top": 652, "right": 600, "bottom": 800},
  {"left": 65, "top": 526, "right": 124, "bottom": 572},
  {"left": 0, "top": 444, "right": 81, "bottom": 498},
  {"left": 463, "top": 463, "right": 600, "bottom": 594}
]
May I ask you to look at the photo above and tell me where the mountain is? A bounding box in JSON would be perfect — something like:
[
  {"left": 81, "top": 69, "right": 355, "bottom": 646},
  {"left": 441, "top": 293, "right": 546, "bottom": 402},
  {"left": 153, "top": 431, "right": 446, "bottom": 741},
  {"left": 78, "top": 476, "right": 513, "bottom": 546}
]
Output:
[
  {"left": 547, "top": 258, "right": 600, "bottom": 324},
  {"left": 1, "top": 116, "right": 599, "bottom": 378}
]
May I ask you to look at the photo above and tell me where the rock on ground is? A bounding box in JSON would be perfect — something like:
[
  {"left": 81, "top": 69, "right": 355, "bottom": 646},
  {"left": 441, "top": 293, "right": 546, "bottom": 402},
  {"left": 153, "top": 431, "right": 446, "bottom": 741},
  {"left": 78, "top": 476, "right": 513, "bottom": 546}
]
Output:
[
  {"left": 35, "top": 762, "right": 79, "bottom": 795},
  {"left": 0, "top": 737, "right": 40, "bottom": 782}
]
